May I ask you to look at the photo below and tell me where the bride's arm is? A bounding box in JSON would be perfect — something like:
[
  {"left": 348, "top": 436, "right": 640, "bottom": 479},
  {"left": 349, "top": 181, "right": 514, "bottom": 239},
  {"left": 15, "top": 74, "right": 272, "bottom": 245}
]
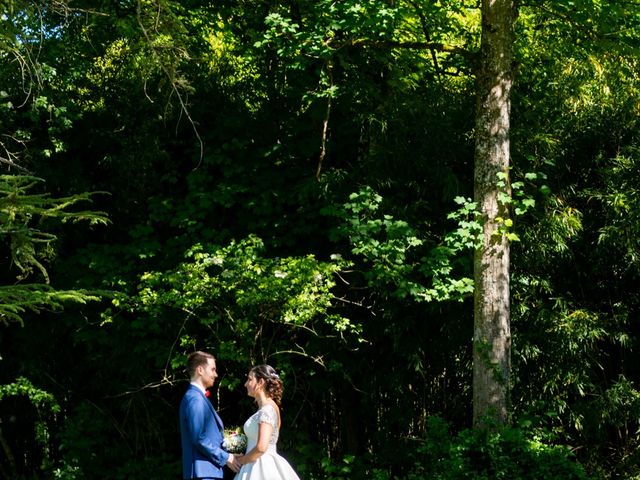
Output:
[{"left": 237, "top": 422, "right": 273, "bottom": 465}]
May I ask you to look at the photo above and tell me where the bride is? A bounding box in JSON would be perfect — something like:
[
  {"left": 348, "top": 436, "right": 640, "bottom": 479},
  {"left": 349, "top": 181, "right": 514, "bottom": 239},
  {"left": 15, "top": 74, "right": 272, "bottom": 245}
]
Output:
[{"left": 235, "top": 365, "right": 300, "bottom": 480}]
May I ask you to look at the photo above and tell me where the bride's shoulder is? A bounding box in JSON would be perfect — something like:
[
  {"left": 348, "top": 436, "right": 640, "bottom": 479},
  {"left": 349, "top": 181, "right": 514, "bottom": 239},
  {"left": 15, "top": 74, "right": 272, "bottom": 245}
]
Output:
[
  {"left": 257, "top": 402, "right": 279, "bottom": 426},
  {"left": 259, "top": 403, "right": 279, "bottom": 418}
]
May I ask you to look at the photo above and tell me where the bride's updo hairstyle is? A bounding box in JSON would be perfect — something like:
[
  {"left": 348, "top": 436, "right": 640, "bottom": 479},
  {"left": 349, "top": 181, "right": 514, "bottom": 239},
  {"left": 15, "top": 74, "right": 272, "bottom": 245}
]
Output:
[{"left": 251, "top": 364, "right": 283, "bottom": 406}]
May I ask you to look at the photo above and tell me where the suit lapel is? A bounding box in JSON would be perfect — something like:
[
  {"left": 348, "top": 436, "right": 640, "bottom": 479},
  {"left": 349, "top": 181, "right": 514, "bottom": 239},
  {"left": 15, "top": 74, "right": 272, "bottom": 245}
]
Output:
[
  {"left": 192, "top": 385, "right": 224, "bottom": 430},
  {"left": 212, "top": 407, "right": 224, "bottom": 430}
]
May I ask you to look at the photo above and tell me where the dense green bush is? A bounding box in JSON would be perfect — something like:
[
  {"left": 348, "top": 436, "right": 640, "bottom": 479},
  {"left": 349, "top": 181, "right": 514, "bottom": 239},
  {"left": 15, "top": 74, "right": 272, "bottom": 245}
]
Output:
[
  {"left": 311, "top": 417, "right": 588, "bottom": 480},
  {"left": 411, "top": 418, "right": 588, "bottom": 480}
]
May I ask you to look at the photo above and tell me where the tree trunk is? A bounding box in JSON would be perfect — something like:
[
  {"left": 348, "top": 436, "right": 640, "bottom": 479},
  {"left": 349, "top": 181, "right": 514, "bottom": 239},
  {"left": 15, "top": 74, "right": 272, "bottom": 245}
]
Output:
[{"left": 472, "top": 0, "right": 516, "bottom": 428}]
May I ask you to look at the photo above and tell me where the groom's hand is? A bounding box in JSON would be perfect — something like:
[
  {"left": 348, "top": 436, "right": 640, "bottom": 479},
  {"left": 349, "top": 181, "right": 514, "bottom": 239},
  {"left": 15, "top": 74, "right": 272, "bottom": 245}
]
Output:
[{"left": 226, "top": 454, "right": 241, "bottom": 473}]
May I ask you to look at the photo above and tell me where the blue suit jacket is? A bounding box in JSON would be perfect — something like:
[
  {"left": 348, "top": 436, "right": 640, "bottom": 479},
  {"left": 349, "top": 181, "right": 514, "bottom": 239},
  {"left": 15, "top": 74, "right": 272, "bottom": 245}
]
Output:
[{"left": 179, "top": 385, "right": 229, "bottom": 479}]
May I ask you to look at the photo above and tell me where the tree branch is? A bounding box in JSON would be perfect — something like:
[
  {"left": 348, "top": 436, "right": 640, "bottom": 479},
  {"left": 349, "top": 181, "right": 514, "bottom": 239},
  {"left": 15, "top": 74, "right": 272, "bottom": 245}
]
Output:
[
  {"left": 0, "top": 427, "right": 17, "bottom": 479},
  {"left": 316, "top": 62, "right": 333, "bottom": 179},
  {"left": 136, "top": 0, "right": 204, "bottom": 168},
  {"left": 345, "top": 38, "right": 476, "bottom": 62},
  {"left": 407, "top": 0, "right": 443, "bottom": 81}
]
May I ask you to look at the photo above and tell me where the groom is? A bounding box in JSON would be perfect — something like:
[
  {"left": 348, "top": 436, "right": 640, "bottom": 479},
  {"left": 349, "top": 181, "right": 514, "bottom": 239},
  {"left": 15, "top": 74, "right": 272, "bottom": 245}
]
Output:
[{"left": 180, "top": 351, "right": 241, "bottom": 479}]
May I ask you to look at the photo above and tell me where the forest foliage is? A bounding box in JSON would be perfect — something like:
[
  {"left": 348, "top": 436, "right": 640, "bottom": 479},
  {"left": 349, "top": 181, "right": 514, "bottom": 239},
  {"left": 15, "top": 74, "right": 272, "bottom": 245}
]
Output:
[{"left": 1, "top": 0, "right": 640, "bottom": 479}]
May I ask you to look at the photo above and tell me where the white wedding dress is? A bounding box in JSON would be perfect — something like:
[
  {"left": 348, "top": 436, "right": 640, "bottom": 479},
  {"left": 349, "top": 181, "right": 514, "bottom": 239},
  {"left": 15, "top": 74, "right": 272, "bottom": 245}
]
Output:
[{"left": 234, "top": 404, "right": 300, "bottom": 480}]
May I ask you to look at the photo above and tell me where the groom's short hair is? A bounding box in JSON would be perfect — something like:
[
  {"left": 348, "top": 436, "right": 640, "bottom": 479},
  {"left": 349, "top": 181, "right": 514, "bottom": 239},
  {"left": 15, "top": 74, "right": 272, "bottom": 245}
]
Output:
[{"left": 187, "top": 351, "right": 215, "bottom": 379}]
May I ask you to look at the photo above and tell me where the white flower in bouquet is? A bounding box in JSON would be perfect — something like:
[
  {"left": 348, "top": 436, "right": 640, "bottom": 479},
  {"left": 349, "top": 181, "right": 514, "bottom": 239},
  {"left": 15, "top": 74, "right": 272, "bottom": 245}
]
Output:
[{"left": 222, "top": 427, "right": 247, "bottom": 454}]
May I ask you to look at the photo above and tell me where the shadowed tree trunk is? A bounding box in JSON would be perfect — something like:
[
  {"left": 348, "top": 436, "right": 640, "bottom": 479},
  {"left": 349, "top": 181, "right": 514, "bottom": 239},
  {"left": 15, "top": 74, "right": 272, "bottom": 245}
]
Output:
[{"left": 472, "top": 0, "right": 516, "bottom": 428}]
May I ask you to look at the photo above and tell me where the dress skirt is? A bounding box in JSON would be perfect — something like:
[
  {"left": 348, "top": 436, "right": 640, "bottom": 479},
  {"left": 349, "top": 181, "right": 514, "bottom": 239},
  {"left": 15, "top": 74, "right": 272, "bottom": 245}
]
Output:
[{"left": 235, "top": 451, "right": 300, "bottom": 480}]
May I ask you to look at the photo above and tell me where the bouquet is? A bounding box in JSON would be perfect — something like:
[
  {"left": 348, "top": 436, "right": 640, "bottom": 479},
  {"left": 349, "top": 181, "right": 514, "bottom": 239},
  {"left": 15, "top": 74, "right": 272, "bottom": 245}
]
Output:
[{"left": 222, "top": 427, "right": 248, "bottom": 454}]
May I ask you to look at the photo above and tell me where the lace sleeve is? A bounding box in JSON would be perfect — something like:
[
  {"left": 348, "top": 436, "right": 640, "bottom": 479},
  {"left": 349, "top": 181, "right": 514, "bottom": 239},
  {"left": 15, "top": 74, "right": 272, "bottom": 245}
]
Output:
[{"left": 257, "top": 404, "right": 278, "bottom": 428}]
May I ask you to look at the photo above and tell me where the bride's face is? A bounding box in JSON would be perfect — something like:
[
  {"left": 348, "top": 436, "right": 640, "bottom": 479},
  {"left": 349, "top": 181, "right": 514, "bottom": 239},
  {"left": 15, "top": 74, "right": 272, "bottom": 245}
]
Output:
[{"left": 244, "top": 373, "right": 263, "bottom": 398}]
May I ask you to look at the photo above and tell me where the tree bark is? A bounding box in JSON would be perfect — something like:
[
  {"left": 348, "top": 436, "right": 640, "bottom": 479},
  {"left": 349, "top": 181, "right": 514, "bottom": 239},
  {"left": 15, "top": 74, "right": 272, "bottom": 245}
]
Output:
[{"left": 472, "top": 0, "right": 516, "bottom": 428}]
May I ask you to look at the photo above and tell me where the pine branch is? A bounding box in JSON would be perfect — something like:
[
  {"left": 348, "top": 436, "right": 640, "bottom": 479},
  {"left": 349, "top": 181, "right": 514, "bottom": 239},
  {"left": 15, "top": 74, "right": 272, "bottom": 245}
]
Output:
[
  {"left": 1, "top": 175, "right": 111, "bottom": 322},
  {"left": 0, "top": 284, "right": 106, "bottom": 326}
]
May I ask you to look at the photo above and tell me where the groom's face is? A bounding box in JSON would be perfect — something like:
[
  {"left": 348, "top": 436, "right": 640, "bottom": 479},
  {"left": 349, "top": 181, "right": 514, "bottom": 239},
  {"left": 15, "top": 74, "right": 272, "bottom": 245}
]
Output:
[{"left": 200, "top": 358, "right": 218, "bottom": 389}]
